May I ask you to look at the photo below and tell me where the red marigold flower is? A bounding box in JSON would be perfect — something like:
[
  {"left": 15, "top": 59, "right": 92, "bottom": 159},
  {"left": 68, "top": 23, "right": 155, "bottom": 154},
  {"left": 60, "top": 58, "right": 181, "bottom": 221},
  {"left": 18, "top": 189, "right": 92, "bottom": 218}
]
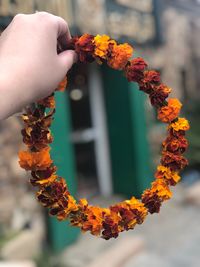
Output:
[
  {"left": 37, "top": 178, "right": 77, "bottom": 220},
  {"left": 21, "top": 108, "right": 55, "bottom": 153},
  {"left": 163, "top": 135, "right": 188, "bottom": 154},
  {"left": 21, "top": 109, "right": 55, "bottom": 131},
  {"left": 161, "top": 151, "right": 188, "bottom": 171},
  {"left": 75, "top": 33, "right": 95, "bottom": 63},
  {"left": 108, "top": 43, "right": 133, "bottom": 70},
  {"left": 102, "top": 211, "right": 122, "bottom": 240},
  {"left": 139, "top": 70, "right": 161, "bottom": 93},
  {"left": 49, "top": 194, "right": 77, "bottom": 220},
  {"left": 157, "top": 98, "right": 182, "bottom": 123},
  {"left": 21, "top": 126, "right": 53, "bottom": 150},
  {"left": 141, "top": 190, "right": 162, "bottom": 214},
  {"left": 149, "top": 84, "right": 171, "bottom": 107},
  {"left": 111, "top": 204, "right": 137, "bottom": 231},
  {"left": 37, "top": 179, "right": 69, "bottom": 208},
  {"left": 125, "top": 57, "right": 148, "bottom": 83},
  {"left": 31, "top": 166, "right": 57, "bottom": 186},
  {"left": 142, "top": 179, "right": 172, "bottom": 213},
  {"left": 108, "top": 198, "right": 147, "bottom": 232}
]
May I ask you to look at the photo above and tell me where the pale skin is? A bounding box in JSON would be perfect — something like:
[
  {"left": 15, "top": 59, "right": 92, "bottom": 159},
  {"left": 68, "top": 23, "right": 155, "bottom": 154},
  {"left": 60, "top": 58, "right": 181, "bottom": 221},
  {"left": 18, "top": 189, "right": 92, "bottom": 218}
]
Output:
[{"left": 0, "top": 12, "right": 77, "bottom": 120}]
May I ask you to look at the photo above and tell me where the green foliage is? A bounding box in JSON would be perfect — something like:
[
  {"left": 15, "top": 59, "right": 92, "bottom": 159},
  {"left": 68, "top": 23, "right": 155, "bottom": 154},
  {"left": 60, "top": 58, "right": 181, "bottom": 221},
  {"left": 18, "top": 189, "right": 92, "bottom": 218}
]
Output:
[
  {"left": 34, "top": 250, "right": 65, "bottom": 267},
  {"left": 184, "top": 100, "right": 200, "bottom": 169}
]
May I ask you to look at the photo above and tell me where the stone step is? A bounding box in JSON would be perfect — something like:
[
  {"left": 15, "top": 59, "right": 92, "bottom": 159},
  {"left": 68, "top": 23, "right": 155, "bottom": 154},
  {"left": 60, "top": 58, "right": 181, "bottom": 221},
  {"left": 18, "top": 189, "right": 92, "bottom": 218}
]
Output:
[
  {"left": 0, "top": 261, "right": 36, "bottom": 267},
  {"left": 87, "top": 236, "right": 144, "bottom": 267},
  {"left": 123, "top": 252, "right": 171, "bottom": 267}
]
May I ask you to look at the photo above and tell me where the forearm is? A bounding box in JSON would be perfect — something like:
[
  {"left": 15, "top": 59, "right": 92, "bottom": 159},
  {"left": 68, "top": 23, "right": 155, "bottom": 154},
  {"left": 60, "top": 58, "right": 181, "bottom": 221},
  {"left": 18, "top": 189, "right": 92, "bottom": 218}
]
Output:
[
  {"left": 0, "top": 74, "right": 24, "bottom": 119},
  {"left": 0, "top": 64, "right": 34, "bottom": 119}
]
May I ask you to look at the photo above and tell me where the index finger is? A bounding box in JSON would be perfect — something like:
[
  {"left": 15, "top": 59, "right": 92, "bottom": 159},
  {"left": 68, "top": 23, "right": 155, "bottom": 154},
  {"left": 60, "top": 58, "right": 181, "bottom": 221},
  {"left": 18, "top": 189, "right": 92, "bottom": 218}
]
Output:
[{"left": 55, "top": 15, "right": 72, "bottom": 51}]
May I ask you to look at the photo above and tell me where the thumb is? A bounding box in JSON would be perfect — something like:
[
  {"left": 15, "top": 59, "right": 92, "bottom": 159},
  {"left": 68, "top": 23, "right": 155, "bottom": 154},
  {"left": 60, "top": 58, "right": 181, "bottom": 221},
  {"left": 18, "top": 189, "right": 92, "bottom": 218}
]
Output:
[{"left": 57, "top": 49, "right": 77, "bottom": 73}]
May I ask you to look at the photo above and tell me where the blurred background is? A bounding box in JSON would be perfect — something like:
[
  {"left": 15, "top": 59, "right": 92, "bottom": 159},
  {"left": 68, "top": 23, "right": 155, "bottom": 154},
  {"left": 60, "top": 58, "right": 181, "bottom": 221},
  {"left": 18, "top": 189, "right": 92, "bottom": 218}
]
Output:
[{"left": 0, "top": 0, "right": 200, "bottom": 266}]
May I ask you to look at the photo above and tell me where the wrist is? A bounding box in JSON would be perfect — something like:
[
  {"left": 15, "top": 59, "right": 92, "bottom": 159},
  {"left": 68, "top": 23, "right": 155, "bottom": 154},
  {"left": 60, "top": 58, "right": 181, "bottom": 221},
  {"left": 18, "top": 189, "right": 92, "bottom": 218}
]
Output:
[{"left": 0, "top": 68, "right": 29, "bottom": 119}]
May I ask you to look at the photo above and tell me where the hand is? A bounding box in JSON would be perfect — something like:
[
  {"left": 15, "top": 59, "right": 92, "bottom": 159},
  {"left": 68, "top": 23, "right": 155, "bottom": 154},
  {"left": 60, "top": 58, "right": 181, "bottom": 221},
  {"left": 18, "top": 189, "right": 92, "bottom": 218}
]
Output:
[{"left": 0, "top": 12, "right": 77, "bottom": 119}]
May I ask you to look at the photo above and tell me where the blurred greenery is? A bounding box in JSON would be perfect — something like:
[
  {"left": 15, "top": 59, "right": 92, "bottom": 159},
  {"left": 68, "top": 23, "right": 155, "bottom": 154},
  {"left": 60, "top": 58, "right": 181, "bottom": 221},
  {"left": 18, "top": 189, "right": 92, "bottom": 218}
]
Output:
[
  {"left": 0, "top": 230, "right": 20, "bottom": 250},
  {"left": 34, "top": 250, "right": 64, "bottom": 267},
  {"left": 184, "top": 100, "right": 200, "bottom": 170}
]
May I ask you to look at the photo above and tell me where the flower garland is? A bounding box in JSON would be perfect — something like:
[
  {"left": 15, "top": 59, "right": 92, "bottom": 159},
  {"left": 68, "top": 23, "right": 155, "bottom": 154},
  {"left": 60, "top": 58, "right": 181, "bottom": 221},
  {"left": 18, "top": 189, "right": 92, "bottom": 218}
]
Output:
[{"left": 18, "top": 34, "right": 190, "bottom": 240}]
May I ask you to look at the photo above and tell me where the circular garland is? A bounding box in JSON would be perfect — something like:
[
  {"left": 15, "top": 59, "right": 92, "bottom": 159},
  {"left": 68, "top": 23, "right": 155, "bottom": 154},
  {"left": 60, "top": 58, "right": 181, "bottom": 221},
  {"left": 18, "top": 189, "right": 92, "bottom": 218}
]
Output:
[{"left": 18, "top": 34, "right": 190, "bottom": 240}]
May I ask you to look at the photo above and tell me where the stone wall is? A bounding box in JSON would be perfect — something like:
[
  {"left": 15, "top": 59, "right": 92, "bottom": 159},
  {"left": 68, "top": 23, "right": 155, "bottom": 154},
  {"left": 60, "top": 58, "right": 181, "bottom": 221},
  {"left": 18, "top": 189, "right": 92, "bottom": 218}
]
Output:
[{"left": 0, "top": 116, "right": 44, "bottom": 260}]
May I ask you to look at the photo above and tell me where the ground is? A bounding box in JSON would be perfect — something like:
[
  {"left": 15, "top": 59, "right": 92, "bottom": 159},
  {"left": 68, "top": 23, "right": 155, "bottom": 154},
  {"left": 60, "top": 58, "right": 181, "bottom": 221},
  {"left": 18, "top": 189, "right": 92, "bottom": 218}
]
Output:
[{"left": 60, "top": 184, "right": 200, "bottom": 267}]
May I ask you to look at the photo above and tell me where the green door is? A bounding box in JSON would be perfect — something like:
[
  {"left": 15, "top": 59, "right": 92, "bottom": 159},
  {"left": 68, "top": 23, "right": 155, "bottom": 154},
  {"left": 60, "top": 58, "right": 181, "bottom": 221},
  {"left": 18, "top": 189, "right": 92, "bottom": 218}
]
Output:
[
  {"left": 102, "top": 65, "right": 152, "bottom": 198},
  {"left": 49, "top": 92, "right": 79, "bottom": 252}
]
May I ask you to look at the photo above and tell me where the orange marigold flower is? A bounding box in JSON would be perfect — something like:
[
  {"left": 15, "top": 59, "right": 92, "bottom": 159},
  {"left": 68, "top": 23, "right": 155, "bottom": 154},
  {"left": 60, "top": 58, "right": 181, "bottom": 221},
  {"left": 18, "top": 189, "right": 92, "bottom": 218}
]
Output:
[
  {"left": 108, "top": 43, "right": 133, "bottom": 70},
  {"left": 65, "top": 195, "right": 78, "bottom": 214},
  {"left": 93, "top": 34, "right": 112, "bottom": 59},
  {"left": 169, "top": 117, "right": 190, "bottom": 132},
  {"left": 161, "top": 151, "right": 188, "bottom": 171},
  {"left": 81, "top": 206, "right": 103, "bottom": 236},
  {"left": 125, "top": 57, "right": 147, "bottom": 82},
  {"left": 56, "top": 76, "right": 67, "bottom": 91},
  {"left": 19, "top": 147, "right": 52, "bottom": 171},
  {"left": 38, "top": 94, "right": 55, "bottom": 108},
  {"left": 150, "top": 84, "right": 171, "bottom": 107},
  {"left": 157, "top": 98, "right": 182, "bottom": 123},
  {"left": 155, "top": 165, "right": 181, "bottom": 186}
]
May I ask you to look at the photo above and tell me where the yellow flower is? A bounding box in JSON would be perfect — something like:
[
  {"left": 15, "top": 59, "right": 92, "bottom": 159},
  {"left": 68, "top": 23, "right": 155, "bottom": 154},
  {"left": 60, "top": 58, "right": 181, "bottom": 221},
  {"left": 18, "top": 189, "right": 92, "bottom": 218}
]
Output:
[
  {"left": 35, "top": 174, "right": 57, "bottom": 185},
  {"left": 93, "top": 34, "right": 114, "bottom": 59},
  {"left": 151, "top": 179, "right": 172, "bottom": 200},
  {"left": 156, "top": 165, "right": 181, "bottom": 185},
  {"left": 169, "top": 117, "right": 190, "bottom": 131},
  {"left": 67, "top": 195, "right": 78, "bottom": 213},
  {"left": 79, "top": 198, "right": 88, "bottom": 207},
  {"left": 125, "top": 197, "right": 148, "bottom": 223}
]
